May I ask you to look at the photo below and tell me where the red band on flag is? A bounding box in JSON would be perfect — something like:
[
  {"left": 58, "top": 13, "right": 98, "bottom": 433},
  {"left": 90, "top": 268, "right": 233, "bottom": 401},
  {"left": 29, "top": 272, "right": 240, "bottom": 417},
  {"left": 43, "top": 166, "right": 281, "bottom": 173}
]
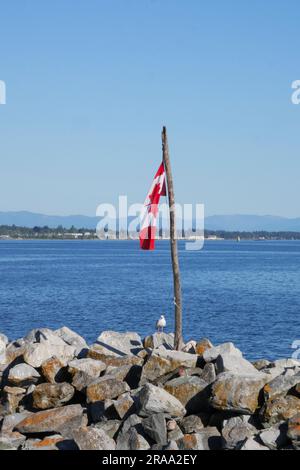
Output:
[{"left": 140, "top": 162, "right": 166, "bottom": 250}]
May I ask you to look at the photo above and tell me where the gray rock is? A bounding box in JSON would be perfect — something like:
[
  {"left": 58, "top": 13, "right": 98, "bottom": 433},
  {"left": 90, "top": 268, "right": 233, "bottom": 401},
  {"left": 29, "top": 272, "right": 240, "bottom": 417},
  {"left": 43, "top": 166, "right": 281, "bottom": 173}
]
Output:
[
  {"left": 141, "top": 349, "right": 198, "bottom": 383},
  {"left": 179, "top": 415, "right": 205, "bottom": 434},
  {"left": 92, "top": 331, "right": 143, "bottom": 357},
  {"left": 261, "top": 395, "right": 300, "bottom": 427},
  {"left": 1, "top": 412, "right": 32, "bottom": 433},
  {"left": 116, "top": 426, "right": 150, "bottom": 450},
  {"left": 138, "top": 383, "right": 186, "bottom": 418},
  {"left": 73, "top": 426, "right": 116, "bottom": 450},
  {"left": 287, "top": 413, "right": 300, "bottom": 449},
  {"left": 199, "top": 363, "right": 216, "bottom": 384},
  {"left": 68, "top": 358, "right": 106, "bottom": 391},
  {"left": 68, "top": 357, "right": 106, "bottom": 376},
  {"left": 0, "top": 438, "right": 17, "bottom": 450},
  {"left": 0, "top": 431, "right": 26, "bottom": 448},
  {"left": 112, "top": 392, "right": 135, "bottom": 419},
  {"left": 259, "top": 423, "right": 288, "bottom": 450},
  {"left": 181, "top": 340, "right": 197, "bottom": 354},
  {"left": 3, "top": 386, "right": 26, "bottom": 414},
  {"left": 41, "top": 357, "right": 66, "bottom": 384},
  {"left": 24, "top": 341, "right": 76, "bottom": 368},
  {"left": 121, "top": 414, "right": 143, "bottom": 434},
  {"left": 143, "top": 332, "right": 174, "bottom": 350},
  {"left": 142, "top": 413, "right": 167, "bottom": 445},
  {"left": 86, "top": 376, "right": 130, "bottom": 403},
  {"left": 164, "top": 440, "right": 179, "bottom": 450},
  {"left": 177, "top": 427, "right": 222, "bottom": 450},
  {"left": 55, "top": 326, "right": 88, "bottom": 356},
  {"left": 8, "top": 363, "right": 41, "bottom": 386},
  {"left": 216, "top": 353, "right": 263, "bottom": 376},
  {"left": 203, "top": 342, "right": 243, "bottom": 363},
  {"left": 164, "top": 376, "right": 209, "bottom": 412},
  {"left": 263, "top": 372, "right": 300, "bottom": 401},
  {"left": 15, "top": 404, "right": 85, "bottom": 437},
  {"left": 21, "top": 434, "right": 66, "bottom": 450},
  {"left": 32, "top": 382, "right": 75, "bottom": 409},
  {"left": 211, "top": 372, "right": 267, "bottom": 414},
  {"left": 252, "top": 359, "right": 271, "bottom": 371},
  {"left": 24, "top": 328, "right": 60, "bottom": 344},
  {"left": 168, "top": 424, "right": 184, "bottom": 441},
  {"left": 222, "top": 416, "right": 257, "bottom": 449},
  {"left": 240, "top": 437, "right": 270, "bottom": 450},
  {"left": 95, "top": 419, "right": 122, "bottom": 439}
]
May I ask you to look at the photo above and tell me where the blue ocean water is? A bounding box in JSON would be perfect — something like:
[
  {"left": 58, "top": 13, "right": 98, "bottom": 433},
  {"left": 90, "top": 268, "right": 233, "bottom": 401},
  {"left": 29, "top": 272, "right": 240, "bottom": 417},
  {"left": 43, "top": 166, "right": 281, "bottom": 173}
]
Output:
[{"left": 0, "top": 239, "right": 299, "bottom": 361}]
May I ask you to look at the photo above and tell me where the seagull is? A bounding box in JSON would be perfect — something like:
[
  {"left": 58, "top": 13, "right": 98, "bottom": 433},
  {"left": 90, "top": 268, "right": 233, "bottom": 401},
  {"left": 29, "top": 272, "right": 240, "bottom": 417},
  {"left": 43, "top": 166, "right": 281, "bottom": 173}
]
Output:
[{"left": 156, "top": 315, "right": 166, "bottom": 333}]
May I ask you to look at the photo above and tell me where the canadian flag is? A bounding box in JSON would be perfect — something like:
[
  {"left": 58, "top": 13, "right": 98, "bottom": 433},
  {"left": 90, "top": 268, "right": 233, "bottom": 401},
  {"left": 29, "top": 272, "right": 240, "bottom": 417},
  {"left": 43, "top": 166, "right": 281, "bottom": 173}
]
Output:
[{"left": 139, "top": 162, "right": 166, "bottom": 250}]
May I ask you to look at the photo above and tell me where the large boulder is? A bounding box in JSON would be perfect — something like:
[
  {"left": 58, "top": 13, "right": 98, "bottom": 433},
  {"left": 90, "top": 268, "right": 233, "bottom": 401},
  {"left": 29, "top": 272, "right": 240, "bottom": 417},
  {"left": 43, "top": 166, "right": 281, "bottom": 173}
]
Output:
[
  {"left": 177, "top": 427, "right": 222, "bottom": 450},
  {"left": 203, "top": 343, "right": 242, "bottom": 363},
  {"left": 259, "top": 423, "right": 289, "bottom": 450},
  {"left": 116, "top": 426, "right": 150, "bottom": 450},
  {"left": 94, "top": 420, "right": 122, "bottom": 439},
  {"left": 142, "top": 413, "right": 167, "bottom": 445},
  {"left": 2, "top": 386, "right": 26, "bottom": 414},
  {"left": 55, "top": 327, "right": 88, "bottom": 356},
  {"left": 260, "top": 395, "right": 300, "bottom": 427},
  {"left": 287, "top": 413, "right": 300, "bottom": 450},
  {"left": 179, "top": 415, "right": 205, "bottom": 434},
  {"left": 240, "top": 437, "right": 270, "bottom": 451},
  {"left": 41, "top": 357, "right": 66, "bottom": 384},
  {"left": 164, "top": 376, "right": 209, "bottom": 412},
  {"left": 68, "top": 358, "right": 106, "bottom": 376},
  {"left": 21, "top": 435, "right": 70, "bottom": 451},
  {"left": 68, "top": 358, "right": 106, "bottom": 392},
  {"left": 91, "top": 331, "right": 143, "bottom": 357},
  {"left": 32, "top": 383, "right": 75, "bottom": 410},
  {"left": 15, "top": 404, "right": 85, "bottom": 437},
  {"left": 86, "top": 376, "right": 130, "bottom": 403},
  {"left": 222, "top": 416, "right": 257, "bottom": 449},
  {"left": 137, "top": 383, "right": 186, "bottom": 418},
  {"left": 1, "top": 412, "right": 33, "bottom": 434},
  {"left": 195, "top": 338, "right": 213, "bottom": 356},
  {"left": 141, "top": 349, "right": 198, "bottom": 383},
  {"left": 8, "top": 363, "right": 41, "bottom": 386},
  {"left": 216, "top": 353, "right": 264, "bottom": 376},
  {"left": 143, "top": 333, "right": 174, "bottom": 350},
  {"left": 23, "top": 342, "right": 76, "bottom": 368},
  {"left": 263, "top": 373, "right": 300, "bottom": 401},
  {"left": 112, "top": 393, "right": 135, "bottom": 419},
  {"left": 24, "top": 328, "right": 63, "bottom": 345},
  {"left": 211, "top": 372, "right": 266, "bottom": 414},
  {"left": 73, "top": 426, "right": 116, "bottom": 450},
  {"left": 87, "top": 349, "right": 143, "bottom": 368}
]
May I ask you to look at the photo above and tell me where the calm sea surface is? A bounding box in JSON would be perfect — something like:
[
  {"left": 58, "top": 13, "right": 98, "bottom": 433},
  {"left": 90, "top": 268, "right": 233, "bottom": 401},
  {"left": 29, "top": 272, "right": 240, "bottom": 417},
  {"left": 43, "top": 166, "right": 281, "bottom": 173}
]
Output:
[{"left": 0, "top": 239, "right": 299, "bottom": 361}]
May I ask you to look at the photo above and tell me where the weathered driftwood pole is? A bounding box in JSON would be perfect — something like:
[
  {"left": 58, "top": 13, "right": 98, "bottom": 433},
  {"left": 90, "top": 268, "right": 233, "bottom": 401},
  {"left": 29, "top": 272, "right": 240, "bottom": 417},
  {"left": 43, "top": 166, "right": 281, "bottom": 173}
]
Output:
[{"left": 162, "top": 126, "right": 183, "bottom": 350}]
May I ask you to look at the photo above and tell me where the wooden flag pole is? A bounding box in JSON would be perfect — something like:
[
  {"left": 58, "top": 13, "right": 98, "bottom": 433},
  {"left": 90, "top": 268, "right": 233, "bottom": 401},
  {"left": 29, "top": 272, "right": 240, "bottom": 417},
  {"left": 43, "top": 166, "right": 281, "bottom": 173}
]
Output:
[{"left": 162, "top": 126, "right": 183, "bottom": 351}]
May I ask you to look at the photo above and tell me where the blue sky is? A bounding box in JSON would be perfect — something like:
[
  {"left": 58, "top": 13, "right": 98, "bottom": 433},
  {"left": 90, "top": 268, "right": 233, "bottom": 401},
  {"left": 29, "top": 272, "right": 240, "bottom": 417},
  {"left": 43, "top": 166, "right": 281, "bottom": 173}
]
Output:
[{"left": 0, "top": 0, "right": 299, "bottom": 217}]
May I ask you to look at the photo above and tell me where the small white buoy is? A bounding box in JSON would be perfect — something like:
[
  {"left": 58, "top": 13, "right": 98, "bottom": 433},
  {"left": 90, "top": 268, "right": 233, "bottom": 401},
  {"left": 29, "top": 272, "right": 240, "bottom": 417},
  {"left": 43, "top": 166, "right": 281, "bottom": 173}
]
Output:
[{"left": 156, "top": 315, "right": 166, "bottom": 333}]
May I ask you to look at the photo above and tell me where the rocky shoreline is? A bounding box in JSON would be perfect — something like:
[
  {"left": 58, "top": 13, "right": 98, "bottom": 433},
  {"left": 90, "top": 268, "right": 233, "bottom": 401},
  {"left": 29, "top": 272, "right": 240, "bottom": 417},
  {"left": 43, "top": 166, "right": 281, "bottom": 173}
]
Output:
[{"left": 0, "top": 328, "right": 299, "bottom": 451}]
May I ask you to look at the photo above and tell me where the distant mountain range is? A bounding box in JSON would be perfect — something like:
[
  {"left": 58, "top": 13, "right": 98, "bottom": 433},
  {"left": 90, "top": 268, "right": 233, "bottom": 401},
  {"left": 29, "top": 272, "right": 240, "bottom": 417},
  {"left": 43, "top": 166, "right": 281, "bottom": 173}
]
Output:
[{"left": 1, "top": 211, "right": 300, "bottom": 232}]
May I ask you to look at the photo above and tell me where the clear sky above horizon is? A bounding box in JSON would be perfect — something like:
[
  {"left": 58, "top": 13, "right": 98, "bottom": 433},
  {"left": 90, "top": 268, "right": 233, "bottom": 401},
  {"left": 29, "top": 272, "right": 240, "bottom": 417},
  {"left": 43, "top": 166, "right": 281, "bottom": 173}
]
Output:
[{"left": 1, "top": 0, "right": 300, "bottom": 217}]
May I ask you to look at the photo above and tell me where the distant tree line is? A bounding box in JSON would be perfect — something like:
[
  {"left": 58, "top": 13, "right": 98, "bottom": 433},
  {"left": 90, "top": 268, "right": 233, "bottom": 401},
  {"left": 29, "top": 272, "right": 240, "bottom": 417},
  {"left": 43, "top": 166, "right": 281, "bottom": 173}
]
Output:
[
  {"left": 1, "top": 225, "right": 300, "bottom": 240},
  {"left": 0, "top": 225, "right": 96, "bottom": 239}
]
